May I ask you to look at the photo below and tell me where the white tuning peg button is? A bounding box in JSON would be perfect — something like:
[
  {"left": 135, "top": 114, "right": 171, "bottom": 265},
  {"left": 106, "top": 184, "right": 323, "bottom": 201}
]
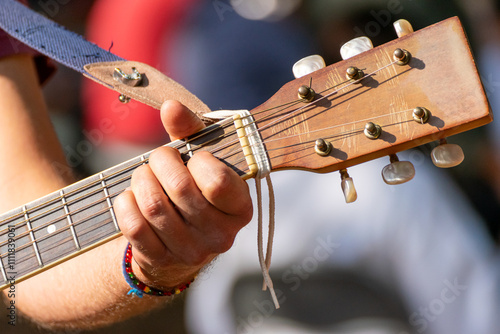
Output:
[
  {"left": 393, "top": 19, "right": 414, "bottom": 38},
  {"left": 381, "top": 154, "right": 415, "bottom": 185},
  {"left": 292, "top": 55, "right": 326, "bottom": 78},
  {"left": 340, "top": 37, "right": 373, "bottom": 60},
  {"left": 431, "top": 140, "right": 464, "bottom": 168},
  {"left": 340, "top": 169, "right": 357, "bottom": 203}
]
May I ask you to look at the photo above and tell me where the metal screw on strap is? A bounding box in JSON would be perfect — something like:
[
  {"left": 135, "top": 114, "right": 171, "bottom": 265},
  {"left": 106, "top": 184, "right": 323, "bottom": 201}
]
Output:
[{"left": 113, "top": 67, "right": 143, "bottom": 86}]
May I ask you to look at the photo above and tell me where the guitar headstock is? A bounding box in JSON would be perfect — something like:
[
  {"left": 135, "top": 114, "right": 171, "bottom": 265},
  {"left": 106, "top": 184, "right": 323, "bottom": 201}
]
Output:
[{"left": 250, "top": 17, "right": 491, "bottom": 200}]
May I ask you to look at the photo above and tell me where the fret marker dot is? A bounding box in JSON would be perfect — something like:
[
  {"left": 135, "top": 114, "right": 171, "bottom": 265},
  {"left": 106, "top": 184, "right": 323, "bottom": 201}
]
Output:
[{"left": 47, "top": 224, "right": 56, "bottom": 234}]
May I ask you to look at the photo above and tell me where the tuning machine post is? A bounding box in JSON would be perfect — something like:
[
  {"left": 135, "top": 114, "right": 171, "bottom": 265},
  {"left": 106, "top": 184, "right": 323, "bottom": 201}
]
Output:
[
  {"left": 314, "top": 138, "right": 332, "bottom": 156},
  {"left": 364, "top": 122, "right": 382, "bottom": 140},
  {"left": 292, "top": 55, "right": 325, "bottom": 102}
]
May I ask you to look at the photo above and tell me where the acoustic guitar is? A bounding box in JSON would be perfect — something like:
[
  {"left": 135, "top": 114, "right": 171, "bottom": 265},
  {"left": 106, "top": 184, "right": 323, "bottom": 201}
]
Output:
[{"left": 0, "top": 17, "right": 491, "bottom": 291}]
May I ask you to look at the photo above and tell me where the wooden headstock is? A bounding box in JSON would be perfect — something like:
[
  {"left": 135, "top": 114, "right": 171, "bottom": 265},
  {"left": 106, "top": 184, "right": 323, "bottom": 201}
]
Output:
[{"left": 250, "top": 17, "right": 491, "bottom": 175}]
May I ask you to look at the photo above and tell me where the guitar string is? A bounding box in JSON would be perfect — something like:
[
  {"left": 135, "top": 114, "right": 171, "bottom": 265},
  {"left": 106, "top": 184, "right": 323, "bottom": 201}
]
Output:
[
  {"left": 216, "top": 109, "right": 415, "bottom": 161},
  {"left": 199, "top": 60, "right": 399, "bottom": 159},
  {"left": 0, "top": 106, "right": 417, "bottom": 260},
  {"left": 2, "top": 217, "right": 116, "bottom": 269},
  {"left": 0, "top": 58, "right": 408, "bottom": 262},
  {"left": 2, "top": 203, "right": 120, "bottom": 256}
]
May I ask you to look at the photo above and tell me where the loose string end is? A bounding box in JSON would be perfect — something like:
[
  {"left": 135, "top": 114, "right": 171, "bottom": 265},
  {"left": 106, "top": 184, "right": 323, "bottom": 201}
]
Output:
[{"left": 255, "top": 176, "right": 280, "bottom": 309}]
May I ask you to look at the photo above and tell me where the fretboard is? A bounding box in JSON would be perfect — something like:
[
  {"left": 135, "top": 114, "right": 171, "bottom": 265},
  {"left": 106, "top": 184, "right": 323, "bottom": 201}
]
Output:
[{"left": 0, "top": 118, "right": 249, "bottom": 289}]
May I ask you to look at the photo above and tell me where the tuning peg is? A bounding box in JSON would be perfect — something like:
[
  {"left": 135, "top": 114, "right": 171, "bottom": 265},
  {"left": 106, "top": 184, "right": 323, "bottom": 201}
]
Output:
[
  {"left": 431, "top": 139, "right": 464, "bottom": 168},
  {"left": 381, "top": 154, "right": 415, "bottom": 185},
  {"left": 340, "top": 169, "right": 357, "bottom": 203},
  {"left": 340, "top": 37, "right": 373, "bottom": 60},
  {"left": 393, "top": 19, "right": 414, "bottom": 38},
  {"left": 292, "top": 55, "right": 326, "bottom": 78}
]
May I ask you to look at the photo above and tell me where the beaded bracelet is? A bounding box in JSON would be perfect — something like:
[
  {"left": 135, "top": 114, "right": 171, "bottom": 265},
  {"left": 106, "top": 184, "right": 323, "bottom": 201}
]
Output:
[{"left": 122, "top": 243, "right": 195, "bottom": 297}]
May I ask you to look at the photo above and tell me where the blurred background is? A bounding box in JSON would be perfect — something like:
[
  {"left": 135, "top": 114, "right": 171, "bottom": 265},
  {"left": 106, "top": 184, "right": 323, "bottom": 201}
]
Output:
[{"left": 1, "top": 0, "right": 500, "bottom": 333}]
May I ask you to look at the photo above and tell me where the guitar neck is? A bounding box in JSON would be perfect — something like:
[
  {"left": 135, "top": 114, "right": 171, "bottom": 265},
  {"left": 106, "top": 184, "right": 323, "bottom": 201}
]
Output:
[{"left": 0, "top": 118, "right": 248, "bottom": 290}]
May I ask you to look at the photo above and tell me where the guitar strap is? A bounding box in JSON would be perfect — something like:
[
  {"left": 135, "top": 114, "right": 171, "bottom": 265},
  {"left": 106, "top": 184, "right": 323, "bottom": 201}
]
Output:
[{"left": 0, "top": 0, "right": 212, "bottom": 122}]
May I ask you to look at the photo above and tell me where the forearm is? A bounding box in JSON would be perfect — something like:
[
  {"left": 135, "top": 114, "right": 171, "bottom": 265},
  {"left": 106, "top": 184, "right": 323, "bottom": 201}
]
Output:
[
  {"left": 0, "top": 55, "right": 70, "bottom": 209},
  {"left": 15, "top": 238, "right": 170, "bottom": 330},
  {"left": 0, "top": 55, "right": 170, "bottom": 329}
]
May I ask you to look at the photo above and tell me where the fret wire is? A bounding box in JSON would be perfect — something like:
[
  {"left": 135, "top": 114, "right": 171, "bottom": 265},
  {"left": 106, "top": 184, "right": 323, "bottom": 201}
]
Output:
[
  {"left": 0, "top": 170, "right": 135, "bottom": 248},
  {"left": 0, "top": 150, "right": 155, "bottom": 229},
  {"left": 0, "top": 204, "right": 120, "bottom": 258},
  {"left": 0, "top": 253, "right": 7, "bottom": 282},
  {"left": 60, "top": 189, "right": 81, "bottom": 250},
  {"left": 20, "top": 190, "right": 120, "bottom": 249},
  {"left": 99, "top": 173, "right": 119, "bottom": 232},
  {"left": 185, "top": 141, "right": 194, "bottom": 157},
  {"left": 24, "top": 206, "right": 43, "bottom": 267},
  {"left": 0, "top": 217, "right": 119, "bottom": 282},
  {"left": 0, "top": 161, "right": 138, "bottom": 236},
  {"left": 11, "top": 140, "right": 211, "bottom": 239}
]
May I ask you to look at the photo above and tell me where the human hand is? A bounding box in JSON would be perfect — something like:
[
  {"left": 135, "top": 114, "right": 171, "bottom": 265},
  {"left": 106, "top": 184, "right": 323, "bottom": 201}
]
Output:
[{"left": 114, "top": 100, "right": 253, "bottom": 290}]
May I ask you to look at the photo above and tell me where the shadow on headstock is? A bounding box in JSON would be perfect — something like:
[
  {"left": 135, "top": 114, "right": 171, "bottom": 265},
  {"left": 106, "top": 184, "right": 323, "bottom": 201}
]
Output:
[{"left": 250, "top": 17, "right": 492, "bottom": 202}]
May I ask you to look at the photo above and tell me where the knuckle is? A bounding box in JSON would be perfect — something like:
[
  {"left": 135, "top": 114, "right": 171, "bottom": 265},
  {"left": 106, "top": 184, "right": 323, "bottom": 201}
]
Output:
[
  {"left": 203, "top": 224, "right": 239, "bottom": 255},
  {"left": 140, "top": 192, "right": 166, "bottom": 219},
  {"left": 204, "top": 169, "right": 232, "bottom": 200},
  {"left": 238, "top": 196, "right": 254, "bottom": 222},
  {"left": 168, "top": 172, "right": 193, "bottom": 195},
  {"left": 120, "top": 212, "right": 147, "bottom": 240},
  {"left": 211, "top": 233, "right": 236, "bottom": 254}
]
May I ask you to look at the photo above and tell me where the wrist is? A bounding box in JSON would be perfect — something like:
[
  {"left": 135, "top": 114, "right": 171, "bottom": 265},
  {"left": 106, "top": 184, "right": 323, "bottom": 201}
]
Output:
[{"left": 122, "top": 243, "right": 196, "bottom": 297}]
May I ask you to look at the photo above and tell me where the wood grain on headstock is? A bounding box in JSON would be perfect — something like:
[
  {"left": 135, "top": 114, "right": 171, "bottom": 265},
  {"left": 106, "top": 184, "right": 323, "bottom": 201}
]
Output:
[{"left": 251, "top": 17, "right": 491, "bottom": 173}]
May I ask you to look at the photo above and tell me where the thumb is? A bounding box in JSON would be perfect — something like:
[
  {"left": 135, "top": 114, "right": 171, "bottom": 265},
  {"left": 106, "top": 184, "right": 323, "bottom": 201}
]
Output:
[{"left": 160, "top": 100, "right": 206, "bottom": 140}]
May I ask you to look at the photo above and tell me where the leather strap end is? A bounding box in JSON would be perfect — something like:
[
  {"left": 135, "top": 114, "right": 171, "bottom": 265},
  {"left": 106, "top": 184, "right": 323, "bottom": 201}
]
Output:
[{"left": 83, "top": 61, "right": 214, "bottom": 124}]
